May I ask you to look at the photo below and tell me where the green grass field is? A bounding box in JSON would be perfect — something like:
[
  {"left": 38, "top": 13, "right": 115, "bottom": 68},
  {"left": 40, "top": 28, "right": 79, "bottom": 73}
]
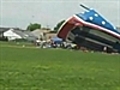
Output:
[{"left": 0, "top": 42, "right": 120, "bottom": 90}]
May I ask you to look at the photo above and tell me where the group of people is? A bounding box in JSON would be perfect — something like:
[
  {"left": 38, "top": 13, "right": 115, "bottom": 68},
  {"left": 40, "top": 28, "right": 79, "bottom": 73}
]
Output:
[{"left": 34, "top": 37, "right": 78, "bottom": 49}]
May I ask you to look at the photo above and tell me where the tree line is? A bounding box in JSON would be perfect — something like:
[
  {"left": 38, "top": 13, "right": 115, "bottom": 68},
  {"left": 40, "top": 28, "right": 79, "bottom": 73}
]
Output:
[{"left": 26, "top": 20, "right": 65, "bottom": 32}]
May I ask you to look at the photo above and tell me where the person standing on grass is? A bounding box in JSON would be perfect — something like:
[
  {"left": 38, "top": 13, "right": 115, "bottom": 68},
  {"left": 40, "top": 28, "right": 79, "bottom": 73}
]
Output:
[{"left": 35, "top": 38, "right": 40, "bottom": 46}]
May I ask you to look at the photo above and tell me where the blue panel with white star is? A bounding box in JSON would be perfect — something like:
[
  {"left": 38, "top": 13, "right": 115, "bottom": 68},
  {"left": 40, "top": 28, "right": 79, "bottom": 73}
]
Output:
[{"left": 76, "top": 9, "right": 120, "bottom": 34}]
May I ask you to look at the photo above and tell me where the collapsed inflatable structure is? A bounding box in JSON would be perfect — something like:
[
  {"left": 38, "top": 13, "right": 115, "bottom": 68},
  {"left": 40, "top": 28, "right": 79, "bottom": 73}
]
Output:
[{"left": 57, "top": 4, "right": 120, "bottom": 53}]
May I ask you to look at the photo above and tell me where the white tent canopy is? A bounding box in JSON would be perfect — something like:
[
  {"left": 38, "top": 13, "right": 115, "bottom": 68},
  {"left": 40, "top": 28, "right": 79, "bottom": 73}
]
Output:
[{"left": 3, "top": 29, "right": 22, "bottom": 41}]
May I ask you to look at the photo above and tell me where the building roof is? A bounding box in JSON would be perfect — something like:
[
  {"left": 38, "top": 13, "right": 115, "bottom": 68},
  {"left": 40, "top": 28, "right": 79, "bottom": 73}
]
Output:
[
  {"left": 0, "top": 27, "right": 25, "bottom": 34},
  {"left": 13, "top": 29, "right": 37, "bottom": 41},
  {"left": 1, "top": 27, "right": 37, "bottom": 41}
]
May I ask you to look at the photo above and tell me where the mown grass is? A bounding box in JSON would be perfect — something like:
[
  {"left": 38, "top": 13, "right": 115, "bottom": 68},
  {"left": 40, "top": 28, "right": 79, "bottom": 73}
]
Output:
[
  {"left": 0, "top": 41, "right": 35, "bottom": 47},
  {"left": 0, "top": 44, "right": 120, "bottom": 90}
]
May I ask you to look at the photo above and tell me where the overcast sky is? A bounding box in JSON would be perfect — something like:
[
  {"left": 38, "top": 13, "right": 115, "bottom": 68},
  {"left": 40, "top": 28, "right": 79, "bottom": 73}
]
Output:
[{"left": 0, "top": 0, "right": 120, "bottom": 29}]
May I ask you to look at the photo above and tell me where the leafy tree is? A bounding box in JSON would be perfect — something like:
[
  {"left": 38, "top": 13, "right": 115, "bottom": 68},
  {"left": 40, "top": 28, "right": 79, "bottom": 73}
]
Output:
[
  {"left": 26, "top": 23, "right": 41, "bottom": 31},
  {"left": 54, "top": 20, "right": 65, "bottom": 32}
]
